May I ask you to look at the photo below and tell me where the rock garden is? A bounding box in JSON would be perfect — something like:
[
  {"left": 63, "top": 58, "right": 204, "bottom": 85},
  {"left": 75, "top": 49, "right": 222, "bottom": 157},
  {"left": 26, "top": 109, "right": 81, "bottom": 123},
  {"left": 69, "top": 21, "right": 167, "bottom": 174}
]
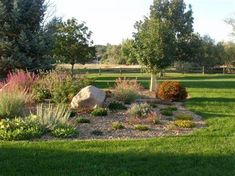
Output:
[{"left": 0, "top": 70, "right": 204, "bottom": 141}]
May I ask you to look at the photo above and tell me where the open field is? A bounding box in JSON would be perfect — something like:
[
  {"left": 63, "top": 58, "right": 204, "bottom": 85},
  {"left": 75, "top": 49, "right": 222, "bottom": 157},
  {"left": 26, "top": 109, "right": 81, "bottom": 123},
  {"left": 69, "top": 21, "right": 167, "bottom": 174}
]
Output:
[{"left": 1, "top": 73, "right": 235, "bottom": 176}]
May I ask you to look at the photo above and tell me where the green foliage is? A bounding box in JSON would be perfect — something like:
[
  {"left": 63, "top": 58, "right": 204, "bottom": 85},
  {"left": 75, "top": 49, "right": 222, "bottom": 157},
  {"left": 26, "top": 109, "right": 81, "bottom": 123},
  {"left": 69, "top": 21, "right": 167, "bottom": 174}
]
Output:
[
  {"left": 195, "top": 35, "right": 225, "bottom": 68},
  {"left": 149, "top": 102, "right": 158, "bottom": 108},
  {"left": 0, "top": 90, "right": 28, "bottom": 119},
  {"left": 175, "top": 113, "right": 193, "bottom": 120},
  {"left": 54, "top": 18, "right": 95, "bottom": 76},
  {"left": 128, "top": 103, "right": 152, "bottom": 119},
  {"left": 134, "top": 125, "right": 149, "bottom": 131},
  {"left": 0, "top": 117, "right": 44, "bottom": 141},
  {"left": 0, "top": 0, "right": 54, "bottom": 75},
  {"left": 160, "top": 109, "right": 173, "bottom": 116},
  {"left": 174, "top": 120, "right": 195, "bottom": 128},
  {"left": 121, "top": 39, "right": 138, "bottom": 65},
  {"left": 127, "top": 103, "right": 158, "bottom": 124},
  {"left": 112, "top": 122, "right": 125, "bottom": 130},
  {"left": 76, "top": 117, "right": 90, "bottom": 124},
  {"left": 91, "top": 130, "right": 103, "bottom": 136},
  {"left": 223, "top": 42, "right": 235, "bottom": 67},
  {"left": 91, "top": 108, "right": 108, "bottom": 117},
  {"left": 160, "top": 106, "right": 177, "bottom": 116},
  {"left": 134, "top": 17, "right": 176, "bottom": 74},
  {"left": 32, "top": 71, "right": 91, "bottom": 103},
  {"left": 51, "top": 125, "right": 78, "bottom": 138},
  {"left": 108, "top": 101, "right": 127, "bottom": 111},
  {"left": 133, "top": 0, "right": 194, "bottom": 76},
  {"left": 101, "top": 44, "right": 125, "bottom": 64}
]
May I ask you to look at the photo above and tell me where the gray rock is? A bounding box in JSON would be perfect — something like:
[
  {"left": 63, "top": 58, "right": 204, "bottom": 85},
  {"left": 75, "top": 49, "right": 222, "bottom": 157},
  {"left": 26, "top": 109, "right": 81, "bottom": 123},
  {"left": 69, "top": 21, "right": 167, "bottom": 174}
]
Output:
[{"left": 71, "top": 86, "right": 106, "bottom": 109}]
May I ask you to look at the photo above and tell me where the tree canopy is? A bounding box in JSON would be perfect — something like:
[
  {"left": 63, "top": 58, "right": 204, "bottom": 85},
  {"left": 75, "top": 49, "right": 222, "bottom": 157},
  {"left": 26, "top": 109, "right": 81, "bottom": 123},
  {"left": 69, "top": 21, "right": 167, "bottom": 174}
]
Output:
[
  {"left": 53, "top": 18, "right": 95, "bottom": 77},
  {"left": 0, "top": 0, "right": 54, "bottom": 75},
  {"left": 133, "top": 0, "right": 194, "bottom": 91}
]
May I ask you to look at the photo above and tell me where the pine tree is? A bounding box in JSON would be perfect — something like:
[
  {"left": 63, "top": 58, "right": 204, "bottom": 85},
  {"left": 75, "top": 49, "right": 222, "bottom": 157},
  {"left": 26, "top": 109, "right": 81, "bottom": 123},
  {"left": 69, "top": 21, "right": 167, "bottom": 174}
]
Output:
[{"left": 0, "top": 0, "right": 54, "bottom": 76}]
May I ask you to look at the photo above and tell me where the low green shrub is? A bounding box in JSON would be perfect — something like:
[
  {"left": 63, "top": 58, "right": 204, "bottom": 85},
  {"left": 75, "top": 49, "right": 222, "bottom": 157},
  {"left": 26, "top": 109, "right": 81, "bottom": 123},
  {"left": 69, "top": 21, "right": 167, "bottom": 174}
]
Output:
[
  {"left": 51, "top": 125, "right": 78, "bottom": 138},
  {"left": 76, "top": 117, "right": 90, "bottom": 124},
  {"left": 160, "top": 109, "right": 173, "bottom": 116},
  {"left": 128, "top": 103, "right": 152, "bottom": 118},
  {"left": 175, "top": 113, "right": 193, "bottom": 120},
  {"left": 69, "top": 111, "right": 77, "bottom": 118},
  {"left": 150, "top": 103, "right": 158, "bottom": 108},
  {"left": 91, "top": 130, "right": 103, "bottom": 136},
  {"left": 174, "top": 120, "right": 195, "bottom": 128},
  {"left": 108, "top": 101, "right": 127, "bottom": 111},
  {"left": 134, "top": 125, "right": 149, "bottom": 131},
  {"left": 0, "top": 117, "right": 44, "bottom": 141},
  {"left": 91, "top": 108, "right": 108, "bottom": 116},
  {"left": 127, "top": 103, "right": 159, "bottom": 124},
  {"left": 112, "top": 122, "right": 125, "bottom": 130},
  {"left": 160, "top": 107, "right": 177, "bottom": 116}
]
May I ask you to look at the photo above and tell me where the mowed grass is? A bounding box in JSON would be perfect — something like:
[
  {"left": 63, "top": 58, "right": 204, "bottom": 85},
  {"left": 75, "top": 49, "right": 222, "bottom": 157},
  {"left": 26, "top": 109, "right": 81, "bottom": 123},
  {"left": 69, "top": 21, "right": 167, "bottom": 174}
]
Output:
[{"left": 1, "top": 73, "right": 235, "bottom": 176}]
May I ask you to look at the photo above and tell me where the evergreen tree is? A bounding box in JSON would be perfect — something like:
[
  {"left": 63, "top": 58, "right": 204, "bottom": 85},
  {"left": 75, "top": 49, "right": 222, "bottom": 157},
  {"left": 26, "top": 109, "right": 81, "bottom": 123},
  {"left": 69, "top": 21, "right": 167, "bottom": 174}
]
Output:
[{"left": 0, "top": 0, "right": 54, "bottom": 76}]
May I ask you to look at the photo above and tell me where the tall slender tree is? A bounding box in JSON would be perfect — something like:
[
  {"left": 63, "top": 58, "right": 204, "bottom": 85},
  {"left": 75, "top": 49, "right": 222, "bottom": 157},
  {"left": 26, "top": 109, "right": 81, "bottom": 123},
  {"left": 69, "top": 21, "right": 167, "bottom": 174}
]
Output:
[{"left": 133, "top": 0, "right": 194, "bottom": 91}]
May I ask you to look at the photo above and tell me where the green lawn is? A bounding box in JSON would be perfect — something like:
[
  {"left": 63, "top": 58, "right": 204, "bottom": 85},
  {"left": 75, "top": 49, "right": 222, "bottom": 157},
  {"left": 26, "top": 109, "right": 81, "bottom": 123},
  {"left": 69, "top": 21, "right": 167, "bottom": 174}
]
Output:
[{"left": 1, "top": 73, "right": 235, "bottom": 176}]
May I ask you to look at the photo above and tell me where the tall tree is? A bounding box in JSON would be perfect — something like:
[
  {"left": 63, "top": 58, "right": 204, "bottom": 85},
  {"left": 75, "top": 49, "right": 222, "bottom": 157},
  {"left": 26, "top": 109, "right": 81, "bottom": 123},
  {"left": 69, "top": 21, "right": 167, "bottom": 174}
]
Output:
[
  {"left": 101, "top": 44, "right": 125, "bottom": 64},
  {"left": 54, "top": 18, "right": 95, "bottom": 77},
  {"left": 0, "top": 0, "right": 54, "bottom": 75},
  {"left": 133, "top": 0, "right": 194, "bottom": 91},
  {"left": 198, "top": 35, "right": 224, "bottom": 68},
  {"left": 121, "top": 39, "right": 137, "bottom": 65},
  {"left": 223, "top": 42, "right": 235, "bottom": 68}
]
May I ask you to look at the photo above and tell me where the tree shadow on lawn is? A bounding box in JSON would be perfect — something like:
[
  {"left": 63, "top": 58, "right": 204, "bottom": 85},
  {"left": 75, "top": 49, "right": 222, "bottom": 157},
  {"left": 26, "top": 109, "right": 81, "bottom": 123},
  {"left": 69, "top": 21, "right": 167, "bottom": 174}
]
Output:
[
  {"left": 186, "top": 97, "right": 235, "bottom": 118},
  {"left": 0, "top": 146, "right": 234, "bottom": 176},
  {"left": 162, "top": 74, "right": 235, "bottom": 81},
  {"left": 187, "top": 97, "right": 235, "bottom": 105},
  {"left": 182, "top": 81, "right": 235, "bottom": 89}
]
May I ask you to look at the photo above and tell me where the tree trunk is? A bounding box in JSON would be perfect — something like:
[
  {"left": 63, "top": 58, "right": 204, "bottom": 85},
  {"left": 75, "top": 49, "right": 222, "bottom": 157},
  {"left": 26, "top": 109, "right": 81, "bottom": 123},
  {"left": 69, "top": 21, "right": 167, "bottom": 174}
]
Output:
[
  {"left": 159, "top": 70, "right": 164, "bottom": 78},
  {"left": 71, "top": 64, "right": 75, "bottom": 79},
  {"left": 150, "top": 73, "right": 157, "bottom": 92}
]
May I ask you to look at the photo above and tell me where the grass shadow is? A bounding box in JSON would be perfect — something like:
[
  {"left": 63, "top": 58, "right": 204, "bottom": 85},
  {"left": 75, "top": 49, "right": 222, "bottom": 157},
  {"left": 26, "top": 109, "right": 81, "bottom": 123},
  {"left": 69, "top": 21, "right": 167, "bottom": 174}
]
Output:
[{"left": 0, "top": 146, "right": 234, "bottom": 176}]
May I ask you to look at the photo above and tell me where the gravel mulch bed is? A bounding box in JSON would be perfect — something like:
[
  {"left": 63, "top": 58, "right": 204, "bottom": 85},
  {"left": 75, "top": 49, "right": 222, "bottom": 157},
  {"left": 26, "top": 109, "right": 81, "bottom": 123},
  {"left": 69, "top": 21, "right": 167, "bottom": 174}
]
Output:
[{"left": 74, "top": 101, "right": 205, "bottom": 140}]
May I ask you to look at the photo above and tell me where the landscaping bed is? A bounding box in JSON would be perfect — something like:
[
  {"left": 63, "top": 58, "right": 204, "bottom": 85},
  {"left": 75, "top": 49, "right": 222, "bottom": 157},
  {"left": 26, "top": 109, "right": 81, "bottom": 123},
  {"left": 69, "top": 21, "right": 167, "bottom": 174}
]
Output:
[
  {"left": 0, "top": 71, "right": 205, "bottom": 141},
  {"left": 72, "top": 101, "right": 204, "bottom": 140}
]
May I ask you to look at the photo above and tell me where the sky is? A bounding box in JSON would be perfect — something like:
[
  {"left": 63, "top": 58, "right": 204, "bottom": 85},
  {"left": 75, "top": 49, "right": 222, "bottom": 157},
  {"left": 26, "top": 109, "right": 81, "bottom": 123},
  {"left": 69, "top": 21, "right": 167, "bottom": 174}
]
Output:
[{"left": 52, "top": 0, "right": 235, "bottom": 45}]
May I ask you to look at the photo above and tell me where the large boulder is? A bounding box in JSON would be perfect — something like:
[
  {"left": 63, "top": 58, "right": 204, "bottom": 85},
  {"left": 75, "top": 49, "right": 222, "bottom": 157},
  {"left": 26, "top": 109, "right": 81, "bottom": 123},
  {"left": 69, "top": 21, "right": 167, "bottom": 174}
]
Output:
[{"left": 71, "top": 86, "right": 106, "bottom": 109}]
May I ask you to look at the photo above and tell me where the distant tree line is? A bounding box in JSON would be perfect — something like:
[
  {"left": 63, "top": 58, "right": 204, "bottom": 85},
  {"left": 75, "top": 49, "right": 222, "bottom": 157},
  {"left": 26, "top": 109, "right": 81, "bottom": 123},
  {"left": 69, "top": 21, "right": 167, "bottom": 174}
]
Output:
[{"left": 97, "top": 36, "right": 235, "bottom": 70}]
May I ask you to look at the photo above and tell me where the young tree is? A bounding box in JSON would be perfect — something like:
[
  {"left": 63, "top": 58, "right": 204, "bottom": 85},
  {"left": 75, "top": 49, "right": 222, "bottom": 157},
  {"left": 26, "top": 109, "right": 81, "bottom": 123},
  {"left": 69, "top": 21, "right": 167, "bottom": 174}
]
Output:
[
  {"left": 54, "top": 18, "right": 95, "bottom": 77},
  {"left": 133, "top": 0, "right": 194, "bottom": 91},
  {"left": 134, "top": 18, "right": 175, "bottom": 91}
]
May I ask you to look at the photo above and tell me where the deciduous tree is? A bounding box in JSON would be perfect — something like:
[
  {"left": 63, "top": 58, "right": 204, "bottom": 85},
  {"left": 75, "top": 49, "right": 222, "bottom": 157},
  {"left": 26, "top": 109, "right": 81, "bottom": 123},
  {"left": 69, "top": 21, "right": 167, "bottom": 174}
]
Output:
[{"left": 54, "top": 18, "right": 95, "bottom": 77}]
